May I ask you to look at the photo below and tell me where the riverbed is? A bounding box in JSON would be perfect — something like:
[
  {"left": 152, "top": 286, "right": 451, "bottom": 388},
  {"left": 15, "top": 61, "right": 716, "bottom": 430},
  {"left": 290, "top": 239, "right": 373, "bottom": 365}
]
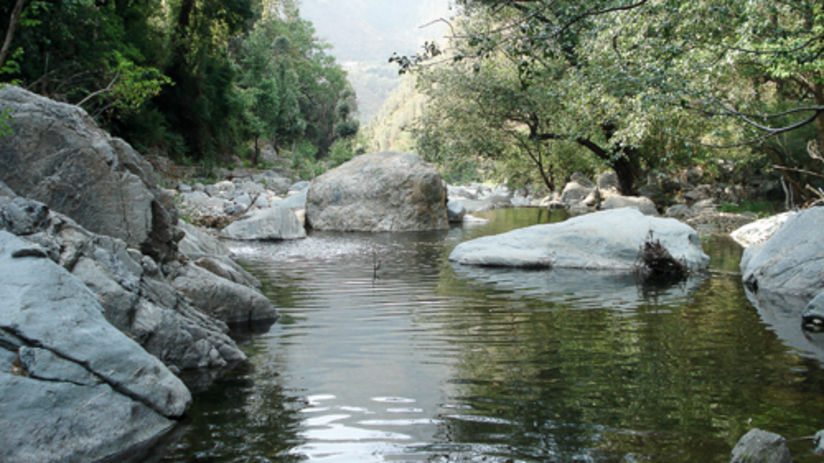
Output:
[{"left": 156, "top": 208, "right": 824, "bottom": 462}]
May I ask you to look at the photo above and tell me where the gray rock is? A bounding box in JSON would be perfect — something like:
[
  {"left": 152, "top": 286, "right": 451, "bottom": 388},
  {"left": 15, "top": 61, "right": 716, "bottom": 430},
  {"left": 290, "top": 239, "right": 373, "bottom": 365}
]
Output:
[
  {"left": 178, "top": 219, "right": 230, "bottom": 259},
  {"left": 447, "top": 200, "right": 467, "bottom": 223},
  {"left": 741, "top": 207, "right": 824, "bottom": 300},
  {"left": 665, "top": 204, "right": 692, "bottom": 219},
  {"left": 193, "top": 256, "right": 261, "bottom": 289},
  {"left": 730, "top": 429, "right": 791, "bottom": 463},
  {"left": 601, "top": 195, "right": 658, "bottom": 216},
  {"left": 597, "top": 171, "right": 619, "bottom": 191},
  {"left": 290, "top": 180, "right": 310, "bottom": 192},
  {"left": 802, "top": 291, "right": 824, "bottom": 332},
  {"left": 220, "top": 205, "right": 307, "bottom": 241},
  {"left": 560, "top": 181, "right": 595, "bottom": 206},
  {"left": 278, "top": 187, "right": 308, "bottom": 210},
  {"left": 0, "top": 231, "right": 191, "bottom": 418},
  {"left": 450, "top": 208, "right": 708, "bottom": 272},
  {"left": 1, "top": 195, "right": 246, "bottom": 372},
  {"left": 171, "top": 262, "right": 278, "bottom": 325},
  {"left": 0, "top": 86, "right": 180, "bottom": 263},
  {"left": 731, "top": 212, "right": 796, "bottom": 248},
  {"left": 306, "top": 152, "right": 448, "bottom": 232},
  {"left": 0, "top": 371, "right": 176, "bottom": 463},
  {"left": 570, "top": 172, "right": 596, "bottom": 188}
]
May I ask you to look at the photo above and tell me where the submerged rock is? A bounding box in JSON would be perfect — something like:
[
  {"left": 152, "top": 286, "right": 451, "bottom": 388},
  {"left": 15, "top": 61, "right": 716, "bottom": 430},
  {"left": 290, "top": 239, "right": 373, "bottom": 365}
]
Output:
[
  {"left": 0, "top": 231, "right": 189, "bottom": 462},
  {"left": 0, "top": 86, "right": 180, "bottom": 263},
  {"left": 730, "top": 429, "right": 791, "bottom": 463},
  {"left": 449, "top": 208, "right": 708, "bottom": 274},
  {"left": 306, "top": 151, "right": 448, "bottom": 232}
]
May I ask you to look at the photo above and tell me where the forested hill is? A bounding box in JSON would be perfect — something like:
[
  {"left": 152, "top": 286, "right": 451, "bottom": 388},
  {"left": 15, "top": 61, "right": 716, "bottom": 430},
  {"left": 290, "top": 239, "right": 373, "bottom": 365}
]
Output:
[{"left": 0, "top": 0, "right": 359, "bottom": 165}]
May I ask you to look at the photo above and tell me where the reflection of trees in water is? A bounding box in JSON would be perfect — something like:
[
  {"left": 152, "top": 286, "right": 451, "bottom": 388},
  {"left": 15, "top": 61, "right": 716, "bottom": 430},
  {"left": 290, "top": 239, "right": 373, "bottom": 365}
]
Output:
[{"left": 430, "top": 264, "right": 824, "bottom": 461}]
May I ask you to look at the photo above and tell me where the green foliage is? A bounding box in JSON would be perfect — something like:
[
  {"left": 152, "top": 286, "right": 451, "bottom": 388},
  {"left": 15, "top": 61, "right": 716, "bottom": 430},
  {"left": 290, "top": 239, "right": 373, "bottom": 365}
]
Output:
[
  {"left": 1, "top": 0, "right": 359, "bottom": 171},
  {"left": 718, "top": 200, "right": 777, "bottom": 218},
  {"left": 398, "top": 0, "right": 822, "bottom": 200}
]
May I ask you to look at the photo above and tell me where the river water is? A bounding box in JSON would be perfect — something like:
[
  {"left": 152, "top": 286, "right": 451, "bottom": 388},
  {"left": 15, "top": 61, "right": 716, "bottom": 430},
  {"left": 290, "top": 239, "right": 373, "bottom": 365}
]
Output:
[{"left": 157, "top": 209, "right": 824, "bottom": 462}]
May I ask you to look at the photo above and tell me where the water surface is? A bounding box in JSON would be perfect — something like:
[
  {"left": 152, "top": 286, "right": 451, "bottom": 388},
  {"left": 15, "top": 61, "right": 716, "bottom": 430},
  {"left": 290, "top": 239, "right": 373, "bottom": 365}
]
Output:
[{"left": 158, "top": 209, "right": 824, "bottom": 462}]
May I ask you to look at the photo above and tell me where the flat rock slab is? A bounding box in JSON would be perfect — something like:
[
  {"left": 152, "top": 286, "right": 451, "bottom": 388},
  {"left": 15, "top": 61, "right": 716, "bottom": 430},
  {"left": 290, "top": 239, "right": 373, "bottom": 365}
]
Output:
[
  {"left": 306, "top": 151, "right": 448, "bottom": 232},
  {"left": 449, "top": 208, "right": 709, "bottom": 271}
]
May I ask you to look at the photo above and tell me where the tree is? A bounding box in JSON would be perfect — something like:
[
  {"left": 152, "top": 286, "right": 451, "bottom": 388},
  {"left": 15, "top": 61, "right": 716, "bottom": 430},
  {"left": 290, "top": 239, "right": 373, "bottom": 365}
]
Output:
[{"left": 402, "top": 0, "right": 824, "bottom": 200}]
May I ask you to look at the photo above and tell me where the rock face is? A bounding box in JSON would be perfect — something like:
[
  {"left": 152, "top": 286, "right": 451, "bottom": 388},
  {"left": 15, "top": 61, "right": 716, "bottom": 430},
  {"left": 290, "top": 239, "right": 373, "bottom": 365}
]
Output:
[
  {"left": 730, "top": 429, "right": 792, "bottom": 463},
  {"left": 741, "top": 207, "right": 824, "bottom": 300},
  {"left": 220, "top": 205, "right": 306, "bottom": 241},
  {"left": 0, "top": 192, "right": 247, "bottom": 372},
  {"left": 0, "top": 86, "right": 180, "bottom": 263},
  {"left": 730, "top": 211, "right": 796, "bottom": 248},
  {"left": 450, "top": 208, "right": 709, "bottom": 272},
  {"left": 0, "top": 231, "right": 190, "bottom": 462},
  {"left": 306, "top": 152, "right": 448, "bottom": 231}
]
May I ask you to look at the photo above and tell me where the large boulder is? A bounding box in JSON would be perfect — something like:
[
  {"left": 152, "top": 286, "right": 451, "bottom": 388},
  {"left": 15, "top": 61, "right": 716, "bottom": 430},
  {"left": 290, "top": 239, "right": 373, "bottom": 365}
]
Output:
[
  {"left": 0, "top": 192, "right": 247, "bottom": 372},
  {"left": 0, "top": 231, "right": 190, "bottom": 462},
  {"left": 0, "top": 86, "right": 180, "bottom": 262},
  {"left": 306, "top": 152, "right": 448, "bottom": 231},
  {"left": 220, "top": 205, "right": 306, "bottom": 241},
  {"left": 741, "top": 207, "right": 824, "bottom": 300},
  {"left": 449, "top": 208, "right": 709, "bottom": 273}
]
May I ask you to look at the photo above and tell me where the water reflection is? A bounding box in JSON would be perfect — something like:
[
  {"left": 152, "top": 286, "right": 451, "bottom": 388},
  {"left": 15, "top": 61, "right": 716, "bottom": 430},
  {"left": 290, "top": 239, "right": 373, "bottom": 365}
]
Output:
[
  {"left": 448, "top": 263, "right": 706, "bottom": 311},
  {"left": 157, "top": 208, "right": 824, "bottom": 463}
]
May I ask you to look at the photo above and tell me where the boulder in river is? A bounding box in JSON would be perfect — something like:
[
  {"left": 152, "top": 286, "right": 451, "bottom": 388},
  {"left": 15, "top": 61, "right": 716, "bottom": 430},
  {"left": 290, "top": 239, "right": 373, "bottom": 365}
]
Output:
[
  {"left": 0, "top": 86, "right": 180, "bottom": 263},
  {"left": 449, "top": 208, "right": 708, "bottom": 275},
  {"left": 0, "top": 231, "right": 190, "bottom": 463},
  {"left": 741, "top": 207, "right": 824, "bottom": 300},
  {"left": 730, "top": 211, "right": 796, "bottom": 248},
  {"left": 729, "top": 429, "right": 792, "bottom": 463},
  {"left": 306, "top": 151, "right": 448, "bottom": 232}
]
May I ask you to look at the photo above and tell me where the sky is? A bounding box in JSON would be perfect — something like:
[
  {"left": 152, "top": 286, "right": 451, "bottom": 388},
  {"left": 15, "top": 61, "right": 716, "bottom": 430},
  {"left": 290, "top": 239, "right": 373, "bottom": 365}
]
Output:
[{"left": 299, "top": 0, "right": 455, "bottom": 65}]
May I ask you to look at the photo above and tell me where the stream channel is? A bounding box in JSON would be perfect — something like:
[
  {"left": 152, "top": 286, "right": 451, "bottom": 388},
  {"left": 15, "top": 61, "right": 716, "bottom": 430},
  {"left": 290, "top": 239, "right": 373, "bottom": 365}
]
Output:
[{"left": 156, "top": 208, "right": 824, "bottom": 462}]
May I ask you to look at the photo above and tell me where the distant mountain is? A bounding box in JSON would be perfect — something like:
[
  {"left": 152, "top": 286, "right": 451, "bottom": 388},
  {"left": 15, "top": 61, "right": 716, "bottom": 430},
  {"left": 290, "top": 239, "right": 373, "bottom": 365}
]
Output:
[{"left": 300, "top": 0, "right": 454, "bottom": 122}]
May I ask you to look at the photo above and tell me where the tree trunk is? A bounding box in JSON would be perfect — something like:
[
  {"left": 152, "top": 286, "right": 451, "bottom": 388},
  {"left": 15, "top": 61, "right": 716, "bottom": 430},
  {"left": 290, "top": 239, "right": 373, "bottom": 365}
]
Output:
[
  {"left": 0, "top": 0, "right": 25, "bottom": 68},
  {"left": 611, "top": 150, "right": 640, "bottom": 196}
]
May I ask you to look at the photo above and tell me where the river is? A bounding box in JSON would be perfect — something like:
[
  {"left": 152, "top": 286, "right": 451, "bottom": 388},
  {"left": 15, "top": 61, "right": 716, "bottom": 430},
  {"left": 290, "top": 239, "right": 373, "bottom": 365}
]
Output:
[{"left": 155, "top": 208, "right": 824, "bottom": 462}]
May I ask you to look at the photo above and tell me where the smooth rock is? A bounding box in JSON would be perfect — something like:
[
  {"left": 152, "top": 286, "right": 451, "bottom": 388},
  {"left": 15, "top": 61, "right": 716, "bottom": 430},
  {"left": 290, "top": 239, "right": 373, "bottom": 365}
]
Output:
[
  {"left": 449, "top": 208, "right": 708, "bottom": 272},
  {"left": 220, "top": 205, "right": 306, "bottom": 241},
  {"left": 171, "top": 262, "right": 278, "bottom": 325},
  {"left": 447, "top": 200, "right": 467, "bottom": 223},
  {"left": 0, "top": 86, "right": 180, "bottom": 262},
  {"left": 730, "top": 429, "right": 791, "bottom": 463},
  {"left": 306, "top": 152, "right": 448, "bottom": 232},
  {"left": 560, "top": 181, "right": 595, "bottom": 206},
  {"left": 731, "top": 211, "right": 796, "bottom": 248},
  {"left": 741, "top": 207, "right": 824, "bottom": 300},
  {"left": 601, "top": 195, "right": 658, "bottom": 216}
]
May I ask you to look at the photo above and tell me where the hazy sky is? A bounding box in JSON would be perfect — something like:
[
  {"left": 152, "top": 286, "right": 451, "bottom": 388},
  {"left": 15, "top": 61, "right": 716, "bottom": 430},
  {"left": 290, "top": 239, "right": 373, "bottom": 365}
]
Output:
[{"left": 300, "top": 0, "right": 454, "bottom": 64}]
